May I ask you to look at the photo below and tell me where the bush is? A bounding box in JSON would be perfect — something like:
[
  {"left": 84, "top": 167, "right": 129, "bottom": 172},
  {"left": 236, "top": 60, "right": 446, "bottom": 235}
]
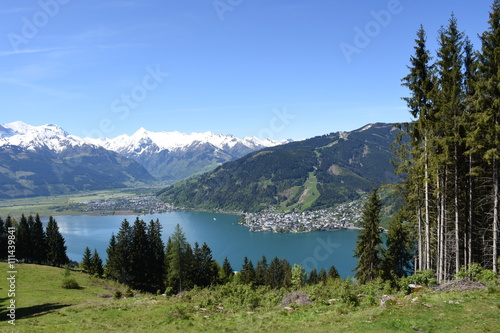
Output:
[
  {"left": 338, "top": 281, "right": 359, "bottom": 308},
  {"left": 399, "top": 270, "right": 436, "bottom": 293},
  {"left": 114, "top": 290, "right": 122, "bottom": 299},
  {"left": 455, "top": 264, "right": 498, "bottom": 284},
  {"left": 61, "top": 266, "right": 81, "bottom": 289},
  {"left": 125, "top": 286, "right": 134, "bottom": 298},
  {"left": 62, "top": 277, "right": 80, "bottom": 289}
]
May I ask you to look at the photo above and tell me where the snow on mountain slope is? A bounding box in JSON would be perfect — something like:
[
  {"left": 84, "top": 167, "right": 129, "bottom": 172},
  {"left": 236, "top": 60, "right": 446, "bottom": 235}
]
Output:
[
  {"left": 85, "top": 127, "right": 287, "bottom": 183},
  {"left": 0, "top": 121, "right": 283, "bottom": 155},
  {"left": 89, "top": 127, "right": 281, "bottom": 155},
  {"left": 0, "top": 121, "right": 288, "bottom": 184},
  {"left": 0, "top": 121, "right": 89, "bottom": 153}
]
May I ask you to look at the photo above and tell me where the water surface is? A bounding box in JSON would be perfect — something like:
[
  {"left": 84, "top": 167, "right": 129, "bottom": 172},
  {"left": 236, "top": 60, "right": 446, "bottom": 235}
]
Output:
[{"left": 46, "top": 211, "right": 361, "bottom": 279}]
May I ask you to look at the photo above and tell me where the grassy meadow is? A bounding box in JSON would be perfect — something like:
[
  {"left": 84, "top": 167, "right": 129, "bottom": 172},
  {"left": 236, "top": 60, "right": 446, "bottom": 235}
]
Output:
[
  {"left": 0, "top": 187, "right": 162, "bottom": 218},
  {"left": 1, "top": 262, "right": 499, "bottom": 332}
]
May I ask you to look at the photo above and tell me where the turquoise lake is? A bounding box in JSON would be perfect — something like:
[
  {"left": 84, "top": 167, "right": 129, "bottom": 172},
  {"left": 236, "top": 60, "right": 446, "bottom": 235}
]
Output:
[{"left": 45, "top": 211, "right": 362, "bottom": 279}]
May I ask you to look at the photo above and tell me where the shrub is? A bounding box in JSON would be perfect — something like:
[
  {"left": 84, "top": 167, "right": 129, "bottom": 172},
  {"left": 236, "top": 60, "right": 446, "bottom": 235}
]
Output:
[
  {"left": 61, "top": 266, "right": 81, "bottom": 289},
  {"left": 125, "top": 286, "right": 134, "bottom": 298},
  {"left": 399, "top": 270, "right": 436, "bottom": 293},
  {"left": 478, "top": 269, "right": 498, "bottom": 284},
  {"left": 114, "top": 290, "right": 122, "bottom": 299},
  {"left": 455, "top": 264, "right": 498, "bottom": 284},
  {"left": 338, "top": 281, "right": 359, "bottom": 308},
  {"left": 62, "top": 277, "right": 80, "bottom": 289}
]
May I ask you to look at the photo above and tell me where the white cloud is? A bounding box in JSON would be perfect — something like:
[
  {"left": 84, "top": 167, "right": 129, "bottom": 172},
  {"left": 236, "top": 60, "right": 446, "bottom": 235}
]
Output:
[{"left": 0, "top": 46, "right": 75, "bottom": 57}]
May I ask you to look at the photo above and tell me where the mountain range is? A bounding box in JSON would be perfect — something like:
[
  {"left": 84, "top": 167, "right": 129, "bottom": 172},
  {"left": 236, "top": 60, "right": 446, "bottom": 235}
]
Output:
[
  {"left": 0, "top": 121, "right": 282, "bottom": 198},
  {"left": 87, "top": 128, "right": 282, "bottom": 183},
  {"left": 158, "top": 123, "right": 401, "bottom": 212}
]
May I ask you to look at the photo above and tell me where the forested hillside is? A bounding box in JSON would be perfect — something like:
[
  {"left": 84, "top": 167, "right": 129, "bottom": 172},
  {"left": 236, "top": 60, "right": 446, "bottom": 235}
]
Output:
[{"left": 158, "top": 123, "right": 400, "bottom": 212}]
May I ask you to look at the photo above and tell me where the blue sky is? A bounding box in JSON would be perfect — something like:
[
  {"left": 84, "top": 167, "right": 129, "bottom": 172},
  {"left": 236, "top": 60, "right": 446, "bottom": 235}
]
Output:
[{"left": 0, "top": 0, "right": 493, "bottom": 141}]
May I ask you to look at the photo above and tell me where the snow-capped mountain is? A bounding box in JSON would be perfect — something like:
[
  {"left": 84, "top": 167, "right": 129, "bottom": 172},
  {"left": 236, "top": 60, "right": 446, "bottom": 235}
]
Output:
[
  {"left": 89, "top": 128, "right": 280, "bottom": 154},
  {"left": 87, "top": 128, "right": 285, "bottom": 183},
  {"left": 0, "top": 121, "right": 287, "bottom": 197},
  {"left": 0, "top": 121, "right": 153, "bottom": 198},
  {"left": 0, "top": 121, "right": 86, "bottom": 152}
]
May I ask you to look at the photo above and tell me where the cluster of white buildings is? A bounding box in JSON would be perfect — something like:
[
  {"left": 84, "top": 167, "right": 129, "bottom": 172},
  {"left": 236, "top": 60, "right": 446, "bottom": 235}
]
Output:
[{"left": 77, "top": 195, "right": 176, "bottom": 214}]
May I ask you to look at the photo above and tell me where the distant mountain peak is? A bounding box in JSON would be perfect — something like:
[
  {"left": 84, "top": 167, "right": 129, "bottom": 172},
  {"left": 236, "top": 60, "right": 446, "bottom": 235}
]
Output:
[
  {"left": 0, "top": 121, "right": 289, "bottom": 185},
  {"left": 96, "top": 127, "right": 283, "bottom": 154}
]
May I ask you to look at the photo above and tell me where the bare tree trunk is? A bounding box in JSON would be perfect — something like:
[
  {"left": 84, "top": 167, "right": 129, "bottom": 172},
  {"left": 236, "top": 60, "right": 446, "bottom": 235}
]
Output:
[
  {"left": 417, "top": 195, "right": 423, "bottom": 272},
  {"left": 443, "top": 169, "right": 448, "bottom": 281},
  {"left": 424, "top": 138, "right": 431, "bottom": 270},
  {"left": 467, "top": 153, "right": 473, "bottom": 266},
  {"left": 436, "top": 174, "right": 442, "bottom": 283},
  {"left": 493, "top": 158, "right": 498, "bottom": 273},
  {"left": 454, "top": 143, "right": 460, "bottom": 275}
]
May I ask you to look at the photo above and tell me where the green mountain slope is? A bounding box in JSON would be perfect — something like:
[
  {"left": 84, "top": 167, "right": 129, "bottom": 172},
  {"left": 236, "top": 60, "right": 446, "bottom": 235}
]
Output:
[
  {"left": 0, "top": 144, "right": 154, "bottom": 198},
  {"left": 158, "top": 123, "right": 400, "bottom": 212}
]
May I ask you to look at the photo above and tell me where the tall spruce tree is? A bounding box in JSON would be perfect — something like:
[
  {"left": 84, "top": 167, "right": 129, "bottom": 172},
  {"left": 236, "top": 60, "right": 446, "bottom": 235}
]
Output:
[
  {"left": 400, "top": 25, "right": 435, "bottom": 271},
  {"left": 91, "top": 249, "right": 104, "bottom": 277},
  {"left": 240, "top": 256, "right": 256, "bottom": 285},
  {"left": 221, "top": 257, "right": 234, "bottom": 282},
  {"left": 130, "top": 217, "right": 150, "bottom": 290},
  {"left": 267, "top": 257, "right": 291, "bottom": 289},
  {"left": 280, "top": 258, "right": 292, "bottom": 288},
  {"left": 16, "top": 214, "right": 31, "bottom": 263},
  {"left": 165, "top": 224, "right": 194, "bottom": 293},
  {"left": 328, "top": 265, "right": 340, "bottom": 280},
  {"left": 382, "top": 209, "right": 414, "bottom": 279},
  {"left": 147, "top": 219, "right": 165, "bottom": 293},
  {"left": 255, "top": 255, "right": 269, "bottom": 286},
  {"left": 31, "top": 214, "right": 47, "bottom": 264},
  {"left": 112, "top": 219, "right": 134, "bottom": 284},
  {"left": 353, "top": 188, "right": 383, "bottom": 284},
  {"left": 308, "top": 268, "right": 319, "bottom": 285},
  {"left": 82, "top": 246, "right": 92, "bottom": 272},
  {"left": 193, "top": 242, "right": 218, "bottom": 287},
  {"left": 45, "top": 216, "right": 69, "bottom": 267},
  {"left": 473, "top": 0, "right": 500, "bottom": 273},
  {"left": 318, "top": 268, "right": 328, "bottom": 285},
  {"left": 433, "top": 15, "right": 467, "bottom": 279},
  {"left": 105, "top": 233, "right": 119, "bottom": 279}
]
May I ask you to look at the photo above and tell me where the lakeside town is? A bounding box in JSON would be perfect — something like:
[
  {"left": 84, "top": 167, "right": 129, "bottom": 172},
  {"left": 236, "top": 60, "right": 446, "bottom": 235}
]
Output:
[
  {"left": 66, "top": 193, "right": 366, "bottom": 233},
  {"left": 239, "top": 199, "right": 364, "bottom": 233},
  {"left": 71, "top": 195, "right": 179, "bottom": 215}
]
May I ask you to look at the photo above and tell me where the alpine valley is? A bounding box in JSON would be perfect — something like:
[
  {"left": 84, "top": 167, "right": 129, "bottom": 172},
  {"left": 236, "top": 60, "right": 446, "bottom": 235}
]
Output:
[{"left": 0, "top": 121, "right": 282, "bottom": 198}]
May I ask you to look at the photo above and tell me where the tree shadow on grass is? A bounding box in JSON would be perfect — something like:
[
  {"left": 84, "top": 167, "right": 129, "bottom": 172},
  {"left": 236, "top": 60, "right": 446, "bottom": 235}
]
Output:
[{"left": 0, "top": 302, "right": 71, "bottom": 321}]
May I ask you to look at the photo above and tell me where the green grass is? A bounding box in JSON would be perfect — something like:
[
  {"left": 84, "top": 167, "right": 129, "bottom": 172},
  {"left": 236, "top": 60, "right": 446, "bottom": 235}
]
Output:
[
  {"left": 281, "top": 172, "right": 320, "bottom": 213},
  {"left": 298, "top": 171, "right": 320, "bottom": 212},
  {"left": 2, "top": 262, "right": 499, "bottom": 332},
  {"left": 0, "top": 187, "right": 163, "bottom": 218}
]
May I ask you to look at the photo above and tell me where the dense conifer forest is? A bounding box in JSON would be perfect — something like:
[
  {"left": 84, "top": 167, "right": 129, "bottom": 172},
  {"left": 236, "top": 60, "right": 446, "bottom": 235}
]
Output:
[{"left": 392, "top": 1, "right": 500, "bottom": 281}]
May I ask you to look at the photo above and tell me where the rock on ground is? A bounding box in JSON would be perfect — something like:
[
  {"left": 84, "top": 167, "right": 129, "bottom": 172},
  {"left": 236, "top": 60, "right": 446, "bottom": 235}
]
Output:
[{"left": 281, "top": 292, "right": 313, "bottom": 306}]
